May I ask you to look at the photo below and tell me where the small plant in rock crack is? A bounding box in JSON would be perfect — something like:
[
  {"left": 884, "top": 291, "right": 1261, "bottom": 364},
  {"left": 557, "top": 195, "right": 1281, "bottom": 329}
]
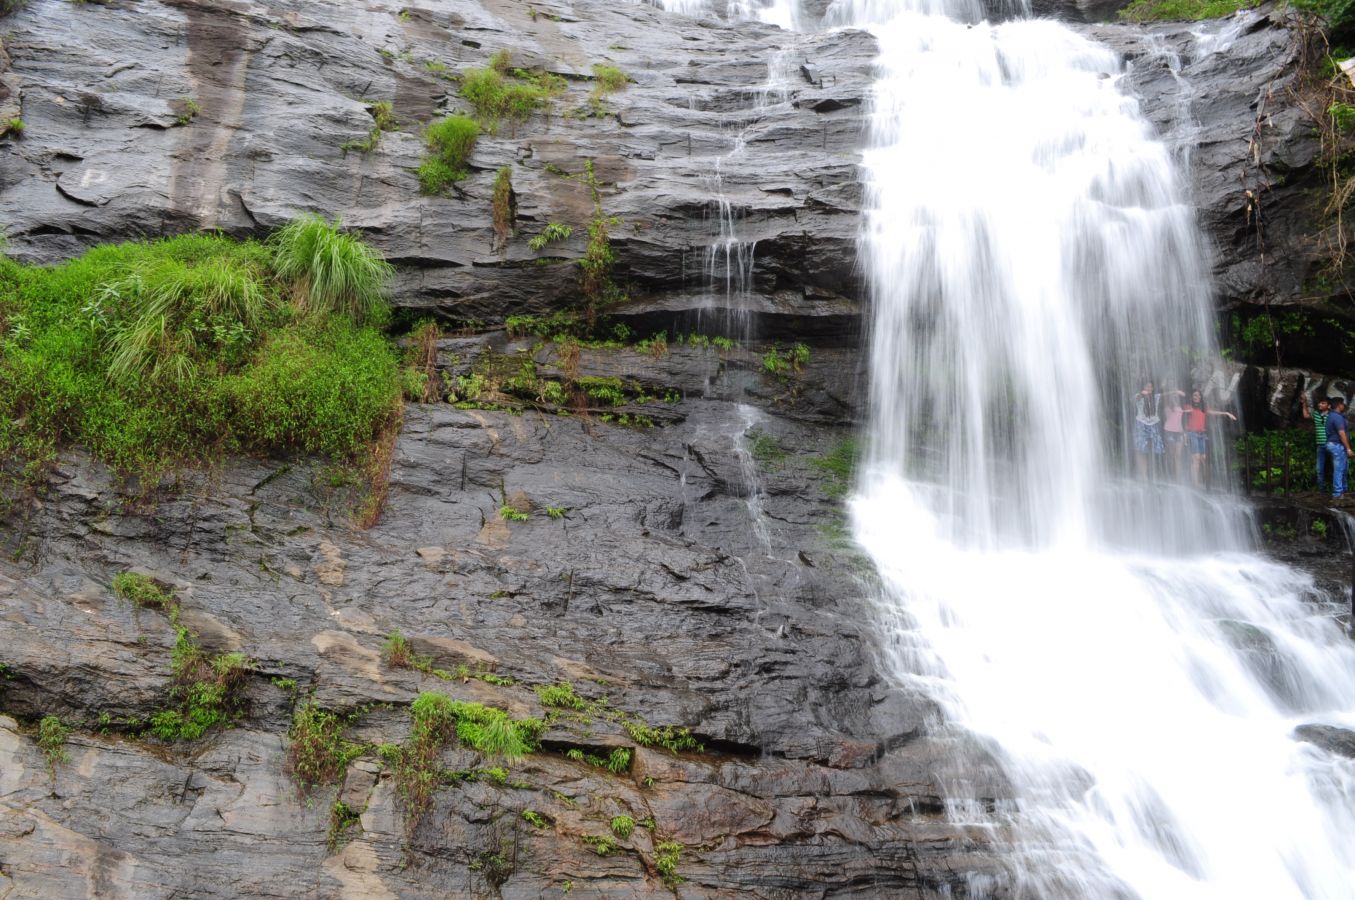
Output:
[
  {"left": 175, "top": 97, "right": 201, "bottom": 126},
  {"left": 37, "top": 715, "right": 70, "bottom": 775},
  {"left": 610, "top": 815, "right": 635, "bottom": 840},
  {"left": 500, "top": 504, "right": 529, "bottom": 522},
  {"left": 528, "top": 222, "right": 573, "bottom": 252},
  {"left": 287, "top": 701, "right": 364, "bottom": 794},
  {"left": 112, "top": 571, "right": 176, "bottom": 611}
]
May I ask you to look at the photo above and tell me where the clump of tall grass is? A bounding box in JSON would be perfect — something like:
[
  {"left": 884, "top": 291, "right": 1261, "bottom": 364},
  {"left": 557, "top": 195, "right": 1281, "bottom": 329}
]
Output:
[
  {"left": 103, "top": 254, "right": 277, "bottom": 386},
  {"left": 418, "top": 115, "right": 480, "bottom": 194},
  {"left": 269, "top": 215, "right": 394, "bottom": 325},
  {"left": 0, "top": 225, "right": 402, "bottom": 493}
]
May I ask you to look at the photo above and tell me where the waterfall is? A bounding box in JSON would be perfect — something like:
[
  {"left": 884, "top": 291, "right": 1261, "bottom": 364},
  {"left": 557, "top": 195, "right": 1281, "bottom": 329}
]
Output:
[{"left": 835, "top": 0, "right": 1355, "bottom": 896}]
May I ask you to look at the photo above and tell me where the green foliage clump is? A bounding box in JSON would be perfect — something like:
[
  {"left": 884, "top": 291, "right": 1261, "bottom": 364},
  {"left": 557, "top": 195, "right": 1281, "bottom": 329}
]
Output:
[
  {"left": 419, "top": 114, "right": 480, "bottom": 194},
  {"left": 577, "top": 375, "right": 623, "bottom": 406},
  {"left": 112, "top": 571, "right": 175, "bottom": 610},
  {"left": 287, "top": 701, "right": 364, "bottom": 793},
  {"left": 175, "top": 97, "right": 201, "bottom": 126},
  {"left": 2, "top": 117, "right": 24, "bottom": 139},
  {"left": 500, "top": 504, "right": 529, "bottom": 522},
  {"left": 37, "top": 715, "right": 71, "bottom": 774},
  {"left": 610, "top": 815, "right": 635, "bottom": 839},
  {"left": 387, "top": 692, "right": 542, "bottom": 822},
  {"left": 1118, "top": 0, "right": 1259, "bottom": 21},
  {"left": 654, "top": 840, "right": 684, "bottom": 885},
  {"left": 565, "top": 745, "right": 631, "bottom": 772},
  {"left": 150, "top": 629, "right": 252, "bottom": 741},
  {"left": 582, "top": 833, "right": 618, "bottom": 855},
  {"left": 0, "top": 228, "right": 401, "bottom": 489},
  {"left": 536, "top": 682, "right": 587, "bottom": 710},
  {"left": 269, "top": 215, "right": 393, "bottom": 325},
  {"left": 381, "top": 629, "right": 429, "bottom": 671},
  {"left": 459, "top": 55, "right": 566, "bottom": 132},
  {"left": 622, "top": 721, "right": 703, "bottom": 754},
  {"left": 545, "top": 506, "right": 568, "bottom": 519},
  {"left": 528, "top": 223, "right": 573, "bottom": 252},
  {"left": 588, "top": 64, "right": 628, "bottom": 115},
  {"left": 521, "top": 809, "right": 549, "bottom": 828},
  {"left": 327, "top": 800, "right": 363, "bottom": 851}
]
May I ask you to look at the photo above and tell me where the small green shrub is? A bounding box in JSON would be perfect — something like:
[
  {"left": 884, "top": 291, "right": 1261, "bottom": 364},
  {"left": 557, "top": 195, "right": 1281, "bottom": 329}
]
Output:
[
  {"left": 269, "top": 215, "right": 393, "bottom": 325},
  {"left": 2, "top": 117, "right": 24, "bottom": 138},
  {"left": 528, "top": 223, "right": 573, "bottom": 252},
  {"left": 459, "top": 61, "right": 564, "bottom": 132},
  {"left": 622, "top": 721, "right": 703, "bottom": 754},
  {"left": 37, "top": 715, "right": 70, "bottom": 774},
  {"left": 545, "top": 506, "right": 568, "bottom": 519},
  {"left": 419, "top": 114, "right": 480, "bottom": 193},
  {"left": 654, "top": 840, "right": 683, "bottom": 885},
  {"left": 327, "top": 800, "right": 363, "bottom": 851},
  {"left": 521, "top": 809, "right": 549, "bottom": 828},
  {"left": 610, "top": 815, "right": 634, "bottom": 839},
  {"left": 382, "top": 629, "right": 435, "bottom": 672},
  {"left": 151, "top": 628, "right": 252, "bottom": 741},
  {"left": 112, "top": 571, "right": 175, "bottom": 610},
  {"left": 388, "top": 693, "right": 543, "bottom": 822},
  {"left": 536, "top": 682, "right": 587, "bottom": 710},
  {"left": 588, "top": 64, "right": 628, "bottom": 115},
  {"left": 582, "top": 833, "right": 618, "bottom": 856},
  {"left": 287, "top": 701, "right": 363, "bottom": 793},
  {"left": 500, "top": 504, "right": 529, "bottom": 522},
  {"left": 175, "top": 97, "right": 201, "bottom": 126}
]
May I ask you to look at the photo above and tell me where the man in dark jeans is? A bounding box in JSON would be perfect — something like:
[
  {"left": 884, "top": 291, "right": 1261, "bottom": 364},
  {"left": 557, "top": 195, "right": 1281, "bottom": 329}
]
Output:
[
  {"left": 1300, "top": 394, "right": 1331, "bottom": 493},
  {"left": 1325, "top": 397, "right": 1354, "bottom": 500}
]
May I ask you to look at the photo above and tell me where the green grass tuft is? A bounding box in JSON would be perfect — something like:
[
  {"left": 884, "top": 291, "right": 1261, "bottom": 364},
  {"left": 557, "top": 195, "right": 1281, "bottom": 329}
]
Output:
[
  {"left": 269, "top": 215, "right": 393, "bottom": 325},
  {"left": 37, "top": 715, "right": 70, "bottom": 775},
  {"left": 0, "top": 229, "right": 402, "bottom": 489},
  {"left": 1118, "top": 0, "right": 1259, "bottom": 21},
  {"left": 287, "top": 701, "right": 364, "bottom": 793},
  {"left": 419, "top": 115, "right": 480, "bottom": 193}
]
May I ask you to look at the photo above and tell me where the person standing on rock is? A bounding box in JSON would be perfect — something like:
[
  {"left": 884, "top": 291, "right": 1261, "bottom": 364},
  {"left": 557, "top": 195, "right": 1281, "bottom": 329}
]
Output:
[
  {"left": 1325, "top": 397, "right": 1353, "bottom": 500},
  {"left": 1162, "top": 387, "right": 1187, "bottom": 480},
  {"left": 1131, "top": 379, "right": 1164, "bottom": 478},
  {"left": 1182, "top": 389, "right": 1236, "bottom": 488},
  {"left": 1300, "top": 393, "right": 1331, "bottom": 493}
]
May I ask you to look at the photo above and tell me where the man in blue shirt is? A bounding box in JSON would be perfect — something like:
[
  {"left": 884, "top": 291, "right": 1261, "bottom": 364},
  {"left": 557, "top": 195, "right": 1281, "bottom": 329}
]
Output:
[{"left": 1325, "top": 397, "right": 1353, "bottom": 499}]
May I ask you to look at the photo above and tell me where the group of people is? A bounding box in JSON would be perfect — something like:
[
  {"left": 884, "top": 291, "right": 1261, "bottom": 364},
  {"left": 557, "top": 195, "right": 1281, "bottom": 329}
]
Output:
[
  {"left": 1299, "top": 394, "right": 1355, "bottom": 499},
  {"left": 1131, "top": 381, "right": 1236, "bottom": 487}
]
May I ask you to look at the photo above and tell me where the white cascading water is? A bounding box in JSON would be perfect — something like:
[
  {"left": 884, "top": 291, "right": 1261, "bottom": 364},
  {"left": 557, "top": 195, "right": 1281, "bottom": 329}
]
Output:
[
  {"left": 833, "top": 0, "right": 1355, "bottom": 897},
  {"left": 649, "top": 0, "right": 1355, "bottom": 892}
]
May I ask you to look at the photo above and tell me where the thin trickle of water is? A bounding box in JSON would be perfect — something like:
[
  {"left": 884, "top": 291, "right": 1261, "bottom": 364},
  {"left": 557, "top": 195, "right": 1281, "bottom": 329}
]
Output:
[
  {"left": 733, "top": 403, "right": 774, "bottom": 551},
  {"left": 830, "top": 0, "right": 1355, "bottom": 896}
]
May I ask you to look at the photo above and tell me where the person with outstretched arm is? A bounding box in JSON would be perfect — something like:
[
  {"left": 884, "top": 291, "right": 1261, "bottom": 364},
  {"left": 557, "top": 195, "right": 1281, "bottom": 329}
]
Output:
[
  {"left": 1182, "top": 389, "right": 1237, "bottom": 488},
  {"left": 1325, "top": 397, "right": 1354, "bottom": 500},
  {"left": 1300, "top": 393, "right": 1331, "bottom": 493}
]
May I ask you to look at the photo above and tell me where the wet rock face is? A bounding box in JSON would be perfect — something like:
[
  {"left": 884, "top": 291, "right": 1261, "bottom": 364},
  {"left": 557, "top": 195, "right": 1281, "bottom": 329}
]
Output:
[
  {"left": 0, "top": 380, "right": 999, "bottom": 896},
  {"left": 0, "top": 0, "right": 872, "bottom": 340},
  {"left": 0, "top": 0, "right": 1327, "bottom": 337}
]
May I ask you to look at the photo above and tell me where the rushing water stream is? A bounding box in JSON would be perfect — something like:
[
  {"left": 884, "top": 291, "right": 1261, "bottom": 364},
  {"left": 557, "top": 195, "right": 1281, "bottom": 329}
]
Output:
[
  {"left": 655, "top": 0, "right": 1355, "bottom": 894},
  {"left": 838, "top": 1, "right": 1355, "bottom": 897}
]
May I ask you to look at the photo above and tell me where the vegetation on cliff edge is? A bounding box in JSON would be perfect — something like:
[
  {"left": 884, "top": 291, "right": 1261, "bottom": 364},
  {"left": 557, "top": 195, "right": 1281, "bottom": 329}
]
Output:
[{"left": 0, "top": 222, "right": 401, "bottom": 493}]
